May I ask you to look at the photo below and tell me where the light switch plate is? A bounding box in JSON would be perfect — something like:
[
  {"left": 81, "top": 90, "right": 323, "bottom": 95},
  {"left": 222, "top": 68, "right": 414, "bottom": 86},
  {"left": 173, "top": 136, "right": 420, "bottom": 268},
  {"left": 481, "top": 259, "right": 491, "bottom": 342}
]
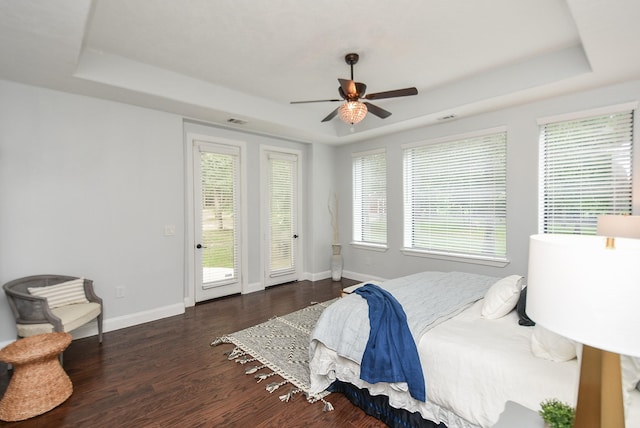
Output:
[{"left": 164, "top": 225, "right": 176, "bottom": 236}]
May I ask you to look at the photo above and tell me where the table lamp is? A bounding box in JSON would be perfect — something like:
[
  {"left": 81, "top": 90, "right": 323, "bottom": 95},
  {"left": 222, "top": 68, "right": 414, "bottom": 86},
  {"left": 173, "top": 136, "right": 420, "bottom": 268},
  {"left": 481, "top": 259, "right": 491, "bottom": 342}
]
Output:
[{"left": 527, "top": 215, "right": 640, "bottom": 428}]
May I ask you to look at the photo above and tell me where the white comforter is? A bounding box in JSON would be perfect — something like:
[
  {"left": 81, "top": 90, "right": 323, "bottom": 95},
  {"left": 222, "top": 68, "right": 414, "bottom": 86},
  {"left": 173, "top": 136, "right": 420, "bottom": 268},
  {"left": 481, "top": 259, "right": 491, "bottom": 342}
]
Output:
[
  {"left": 310, "top": 299, "right": 640, "bottom": 428},
  {"left": 310, "top": 271, "right": 497, "bottom": 365}
]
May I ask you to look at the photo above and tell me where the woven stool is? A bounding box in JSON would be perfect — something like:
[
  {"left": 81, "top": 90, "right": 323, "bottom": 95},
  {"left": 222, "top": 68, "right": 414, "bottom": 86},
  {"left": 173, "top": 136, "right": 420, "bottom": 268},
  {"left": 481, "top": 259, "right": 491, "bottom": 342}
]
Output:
[{"left": 0, "top": 332, "right": 73, "bottom": 422}]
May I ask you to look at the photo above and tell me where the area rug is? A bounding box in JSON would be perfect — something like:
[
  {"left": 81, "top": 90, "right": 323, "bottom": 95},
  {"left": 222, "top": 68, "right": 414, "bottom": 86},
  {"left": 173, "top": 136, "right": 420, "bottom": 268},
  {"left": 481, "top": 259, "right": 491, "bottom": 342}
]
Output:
[{"left": 211, "top": 299, "right": 338, "bottom": 410}]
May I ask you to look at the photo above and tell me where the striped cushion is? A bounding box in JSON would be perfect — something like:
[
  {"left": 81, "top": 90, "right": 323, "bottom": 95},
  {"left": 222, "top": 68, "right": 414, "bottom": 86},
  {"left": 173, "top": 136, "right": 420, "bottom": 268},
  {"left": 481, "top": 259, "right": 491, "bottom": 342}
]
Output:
[{"left": 28, "top": 278, "right": 89, "bottom": 308}]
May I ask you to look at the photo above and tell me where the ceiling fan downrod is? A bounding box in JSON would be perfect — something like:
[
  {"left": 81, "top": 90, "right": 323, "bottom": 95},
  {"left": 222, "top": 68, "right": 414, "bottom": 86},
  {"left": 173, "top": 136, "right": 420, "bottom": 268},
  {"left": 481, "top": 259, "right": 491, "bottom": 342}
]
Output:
[{"left": 345, "top": 53, "right": 359, "bottom": 80}]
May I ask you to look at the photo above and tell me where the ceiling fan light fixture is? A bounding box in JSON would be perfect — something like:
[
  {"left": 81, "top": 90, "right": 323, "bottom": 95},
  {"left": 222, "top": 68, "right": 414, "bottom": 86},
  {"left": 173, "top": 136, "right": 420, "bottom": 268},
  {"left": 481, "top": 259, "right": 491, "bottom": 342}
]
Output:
[{"left": 338, "top": 101, "right": 368, "bottom": 125}]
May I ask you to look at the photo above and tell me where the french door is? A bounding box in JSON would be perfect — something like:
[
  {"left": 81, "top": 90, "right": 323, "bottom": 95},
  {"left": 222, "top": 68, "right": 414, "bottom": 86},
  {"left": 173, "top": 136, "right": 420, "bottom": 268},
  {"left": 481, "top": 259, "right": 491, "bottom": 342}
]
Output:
[
  {"left": 263, "top": 149, "right": 301, "bottom": 286},
  {"left": 194, "top": 141, "right": 242, "bottom": 301}
]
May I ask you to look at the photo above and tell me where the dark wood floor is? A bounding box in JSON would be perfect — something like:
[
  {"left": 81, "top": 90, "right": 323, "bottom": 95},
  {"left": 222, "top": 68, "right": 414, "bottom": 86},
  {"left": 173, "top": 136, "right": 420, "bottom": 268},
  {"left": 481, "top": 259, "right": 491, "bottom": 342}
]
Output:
[{"left": 0, "top": 278, "right": 387, "bottom": 427}]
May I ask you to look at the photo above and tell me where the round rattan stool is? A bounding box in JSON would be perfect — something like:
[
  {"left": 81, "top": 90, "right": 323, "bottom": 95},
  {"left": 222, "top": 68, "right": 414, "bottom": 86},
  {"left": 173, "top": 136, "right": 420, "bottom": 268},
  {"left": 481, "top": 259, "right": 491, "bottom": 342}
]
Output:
[{"left": 0, "top": 332, "right": 73, "bottom": 422}]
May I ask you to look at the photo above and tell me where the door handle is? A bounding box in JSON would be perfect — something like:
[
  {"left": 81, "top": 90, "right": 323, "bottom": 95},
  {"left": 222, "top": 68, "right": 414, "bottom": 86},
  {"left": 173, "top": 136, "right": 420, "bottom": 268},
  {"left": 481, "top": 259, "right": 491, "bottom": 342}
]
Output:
[
  {"left": 293, "top": 234, "right": 299, "bottom": 239},
  {"left": 196, "top": 244, "right": 207, "bottom": 249}
]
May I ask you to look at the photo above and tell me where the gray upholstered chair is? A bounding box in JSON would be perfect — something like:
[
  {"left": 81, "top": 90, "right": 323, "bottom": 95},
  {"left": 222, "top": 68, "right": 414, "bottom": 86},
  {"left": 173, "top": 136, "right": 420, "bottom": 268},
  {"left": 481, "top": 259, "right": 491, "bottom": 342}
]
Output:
[{"left": 3, "top": 275, "right": 103, "bottom": 342}]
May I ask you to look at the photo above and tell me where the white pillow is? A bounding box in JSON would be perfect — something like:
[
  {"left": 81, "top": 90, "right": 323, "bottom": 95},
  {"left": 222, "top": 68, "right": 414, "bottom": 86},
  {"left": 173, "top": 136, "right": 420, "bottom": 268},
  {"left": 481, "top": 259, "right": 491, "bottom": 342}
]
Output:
[
  {"left": 531, "top": 325, "right": 577, "bottom": 362},
  {"left": 621, "top": 355, "right": 640, "bottom": 407},
  {"left": 481, "top": 275, "right": 523, "bottom": 319},
  {"left": 28, "top": 278, "right": 89, "bottom": 308}
]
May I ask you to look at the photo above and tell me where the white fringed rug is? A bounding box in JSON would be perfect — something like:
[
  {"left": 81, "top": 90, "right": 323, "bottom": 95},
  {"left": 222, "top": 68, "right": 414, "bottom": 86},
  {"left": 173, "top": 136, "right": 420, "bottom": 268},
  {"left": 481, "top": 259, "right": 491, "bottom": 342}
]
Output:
[{"left": 211, "top": 299, "right": 338, "bottom": 410}]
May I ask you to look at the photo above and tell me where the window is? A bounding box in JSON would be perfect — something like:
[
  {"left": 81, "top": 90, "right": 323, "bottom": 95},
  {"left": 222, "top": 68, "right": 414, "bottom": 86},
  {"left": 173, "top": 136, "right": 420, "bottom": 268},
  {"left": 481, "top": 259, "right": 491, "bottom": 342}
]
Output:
[
  {"left": 539, "top": 106, "right": 634, "bottom": 235},
  {"left": 403, "top": 128, "right": 507, "bottom": 262},
  {"left": 352, "top": 149, "right": 387, "bottom": 246}
]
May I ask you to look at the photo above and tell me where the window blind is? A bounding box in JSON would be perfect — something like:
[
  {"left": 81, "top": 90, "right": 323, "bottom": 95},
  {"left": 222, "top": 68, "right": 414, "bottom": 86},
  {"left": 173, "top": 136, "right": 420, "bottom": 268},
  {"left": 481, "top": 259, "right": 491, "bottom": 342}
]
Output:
[
  {"left": 403, "top": 130, "right": 507, "bottom": 259},
  {"left": 353, "top": 149, "right": 387, "bottom": 245},
  {"left": 539, "top": 109, "right": 634, "bottom": 235},
  {"left": 268, "top": 152, "right": 297, "bottom": 276}
]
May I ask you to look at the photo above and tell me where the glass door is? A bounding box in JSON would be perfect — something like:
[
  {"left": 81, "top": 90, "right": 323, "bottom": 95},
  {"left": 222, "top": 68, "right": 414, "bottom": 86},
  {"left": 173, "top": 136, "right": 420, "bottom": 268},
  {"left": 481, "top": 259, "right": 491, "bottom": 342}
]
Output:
[
  {"left": 264, "top": 150, "right": 300, "bottom": 286},
  {"left": 194, "top": 141, "right": 242, "bottom": 301}
]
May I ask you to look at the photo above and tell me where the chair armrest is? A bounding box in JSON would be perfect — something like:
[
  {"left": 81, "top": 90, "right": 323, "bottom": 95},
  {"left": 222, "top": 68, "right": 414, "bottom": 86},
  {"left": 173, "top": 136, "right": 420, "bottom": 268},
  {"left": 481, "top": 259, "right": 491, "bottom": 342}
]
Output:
[{"left": 83, "top": 279, "right": 103, "bottom": 306}]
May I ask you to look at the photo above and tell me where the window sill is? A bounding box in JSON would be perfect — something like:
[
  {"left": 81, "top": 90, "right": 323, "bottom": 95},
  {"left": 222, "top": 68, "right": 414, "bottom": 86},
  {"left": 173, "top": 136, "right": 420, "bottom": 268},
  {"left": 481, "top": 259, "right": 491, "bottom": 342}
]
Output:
[
  {"left": 400, "top": 248, "right": 510, "bottom": 268},
  {"left": 350, "top": 242, "right": 388, "bottom": 252}
]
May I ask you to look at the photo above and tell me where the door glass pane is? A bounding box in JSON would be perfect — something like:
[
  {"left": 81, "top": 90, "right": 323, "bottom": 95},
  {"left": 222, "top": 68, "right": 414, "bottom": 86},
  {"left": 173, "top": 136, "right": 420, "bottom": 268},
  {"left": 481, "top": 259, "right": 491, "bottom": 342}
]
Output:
[
  {"left": 201, "top": 151, "right": 237, "bottom": 286},
  {"left": 269, "top": 155, "right": 296, "bottom": 276}
]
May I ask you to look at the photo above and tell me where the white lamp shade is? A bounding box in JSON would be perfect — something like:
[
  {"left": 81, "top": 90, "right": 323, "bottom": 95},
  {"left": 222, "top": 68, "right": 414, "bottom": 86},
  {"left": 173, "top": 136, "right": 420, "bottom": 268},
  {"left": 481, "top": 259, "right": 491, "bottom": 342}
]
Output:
[
  {"left": 597, "top": 215, "right": 640, "bottom": 239},
  {"left": 527, "top": 234, "right": 640, "bottom": 357}
]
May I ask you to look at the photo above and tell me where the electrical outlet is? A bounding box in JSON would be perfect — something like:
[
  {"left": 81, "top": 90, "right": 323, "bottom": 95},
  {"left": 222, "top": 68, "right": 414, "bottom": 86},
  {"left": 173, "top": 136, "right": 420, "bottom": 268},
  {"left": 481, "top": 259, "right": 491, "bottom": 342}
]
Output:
[
  {"left": 116, "top": 286, "right": 125, "bottom": 298},
  {"left": 164, "top": 225, "right": 176, "bottom": 236}
]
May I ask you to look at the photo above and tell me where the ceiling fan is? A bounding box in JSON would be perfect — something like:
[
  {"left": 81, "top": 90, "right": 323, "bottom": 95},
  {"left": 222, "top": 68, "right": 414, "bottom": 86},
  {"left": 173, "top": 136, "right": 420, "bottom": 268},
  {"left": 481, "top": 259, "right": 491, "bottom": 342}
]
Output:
[{"left": 290, "top": 53, "right": 418, "bottom": 124}]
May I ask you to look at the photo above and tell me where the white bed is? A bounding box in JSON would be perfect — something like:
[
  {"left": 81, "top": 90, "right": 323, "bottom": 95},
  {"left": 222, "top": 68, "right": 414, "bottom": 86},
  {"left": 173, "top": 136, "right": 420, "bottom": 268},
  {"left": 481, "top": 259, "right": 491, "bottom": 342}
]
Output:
[{"left": 309, "top": 272, "right": 640, "bottom": 428}]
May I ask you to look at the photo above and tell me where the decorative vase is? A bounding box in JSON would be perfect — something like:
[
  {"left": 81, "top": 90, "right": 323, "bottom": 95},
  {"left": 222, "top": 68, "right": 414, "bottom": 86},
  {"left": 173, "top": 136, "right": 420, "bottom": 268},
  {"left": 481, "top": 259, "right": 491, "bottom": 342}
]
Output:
[{"left": 330, "top": 244, "right": 343, "bottom": 281}]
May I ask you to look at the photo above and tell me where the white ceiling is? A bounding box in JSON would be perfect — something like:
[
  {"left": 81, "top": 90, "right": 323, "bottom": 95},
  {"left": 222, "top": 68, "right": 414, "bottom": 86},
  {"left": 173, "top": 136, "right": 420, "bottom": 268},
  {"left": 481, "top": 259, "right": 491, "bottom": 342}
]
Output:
[{"left": 1, "top": 0, "right": 639, "bottom": 144}]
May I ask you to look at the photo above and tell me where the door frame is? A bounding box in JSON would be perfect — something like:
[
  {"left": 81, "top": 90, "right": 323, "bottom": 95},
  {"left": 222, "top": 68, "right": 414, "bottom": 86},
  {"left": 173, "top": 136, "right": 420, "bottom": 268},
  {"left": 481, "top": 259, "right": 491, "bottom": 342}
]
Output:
[
  {"left": 260, "top": 145, "right": 304, "bottom": 287},
  {"left": 184, "top": 132, "right": 248, "bottom": 307}
]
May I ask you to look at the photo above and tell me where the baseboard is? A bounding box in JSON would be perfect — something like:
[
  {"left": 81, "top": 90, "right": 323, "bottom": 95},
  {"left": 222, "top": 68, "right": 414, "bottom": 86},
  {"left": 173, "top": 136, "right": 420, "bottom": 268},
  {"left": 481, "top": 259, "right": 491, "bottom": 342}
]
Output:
[
  {"left": 0, "top": 302, "right": 185, "bottom": 347},
  {"left": 308, "top": 270, "right": 331, "bottom": 281},
  {"left": 243, "top": 281, "right": 264, "bottom": 294},
  {"left": 302, "top": 270, "right": 384, "bottom": 283},
  {"left": 70, "top": 302, "right": 186, "bottom": 341},
  {"left": 341, "top": 270, "right": 386, "bottom": 284},
  {"left": 184, "top": 296, "right": 195, "bottom": 308},
  {"left": 104, "top": 303, "right": 185, "bottom": 333},
  {"left": 0, "top": 273, "right": 385, "bottom": 348}
]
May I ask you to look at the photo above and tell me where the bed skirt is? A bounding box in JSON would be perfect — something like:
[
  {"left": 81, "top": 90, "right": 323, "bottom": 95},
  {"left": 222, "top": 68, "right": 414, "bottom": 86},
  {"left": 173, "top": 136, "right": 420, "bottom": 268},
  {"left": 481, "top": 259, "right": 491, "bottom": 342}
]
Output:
[{"left": 328, "top": 380, "right": 447, "bottom": 428}]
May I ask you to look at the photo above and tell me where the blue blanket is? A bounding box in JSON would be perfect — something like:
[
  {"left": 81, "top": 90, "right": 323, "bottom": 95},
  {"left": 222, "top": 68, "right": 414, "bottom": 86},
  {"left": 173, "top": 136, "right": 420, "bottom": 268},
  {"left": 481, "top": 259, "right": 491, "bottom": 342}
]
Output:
[{"left": 354, "top": 283, "right": 425, "bottom": 402}]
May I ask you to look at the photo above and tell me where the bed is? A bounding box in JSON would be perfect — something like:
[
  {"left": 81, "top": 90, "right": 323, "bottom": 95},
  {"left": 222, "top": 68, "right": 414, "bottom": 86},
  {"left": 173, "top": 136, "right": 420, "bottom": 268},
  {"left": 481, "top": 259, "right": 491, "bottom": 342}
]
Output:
[{"left": 309, "top": 271, "right": 640, "bottom": 428}]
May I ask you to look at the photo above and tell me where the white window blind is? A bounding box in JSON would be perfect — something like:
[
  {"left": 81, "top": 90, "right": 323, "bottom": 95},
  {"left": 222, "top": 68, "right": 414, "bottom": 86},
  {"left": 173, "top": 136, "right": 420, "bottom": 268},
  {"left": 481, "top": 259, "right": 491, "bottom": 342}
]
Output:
[
  {"left": 403, "top": 130, "right": 507, "bottom": 259},
  {"left": 539, "top": 108, "right": 634, "bottom": 235},
  {"left": 268, "top": 152, "right": 297, "bottom": 276},
  {"left": 353, "top": 149, "right": 387, "bottom": 245}
]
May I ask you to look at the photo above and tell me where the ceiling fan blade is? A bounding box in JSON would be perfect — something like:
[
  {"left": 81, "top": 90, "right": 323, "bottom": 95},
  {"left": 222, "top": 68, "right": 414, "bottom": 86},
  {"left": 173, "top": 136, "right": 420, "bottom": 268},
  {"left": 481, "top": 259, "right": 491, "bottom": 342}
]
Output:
[
  {"left": 364, "top": 102, "right": 392, "bottom": 119},
  {"left": 365, "top": 87, "right": 418, "bottom": 100},
  {"left": 321, "top": 107, "right": 339, "bottom": 122},
  {"left": 290, "top": 99, "right": 341, "bottom": 104},
  {"left": 355, "top": 82, "right": 367, "bottom": 98},
  {"left": 338, "top": 78, "right": 357, "bottom": 97}
]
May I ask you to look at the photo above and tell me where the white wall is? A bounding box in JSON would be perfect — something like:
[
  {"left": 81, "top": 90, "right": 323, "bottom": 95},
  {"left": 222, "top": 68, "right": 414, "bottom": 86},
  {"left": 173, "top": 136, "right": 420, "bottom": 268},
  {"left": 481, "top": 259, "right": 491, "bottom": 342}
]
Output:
[
  {"left": 338, "top": 80, "right": 640, "bottom": 282},
  {"left": 0, "top": 80, "right": 187, "bottom": 344},
  {"left": 0, "top": 80, "right": 335, "bottom": 346},
  {"left": 305, "top": 143, "right": 338, "bottom": 278}
]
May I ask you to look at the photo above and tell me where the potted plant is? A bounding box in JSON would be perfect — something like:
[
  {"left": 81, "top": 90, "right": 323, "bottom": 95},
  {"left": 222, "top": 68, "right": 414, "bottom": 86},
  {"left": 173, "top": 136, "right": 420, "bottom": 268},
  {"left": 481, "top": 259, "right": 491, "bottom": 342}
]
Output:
[{"left": 539, "top": 399, "right": 575, "bottom": 428}]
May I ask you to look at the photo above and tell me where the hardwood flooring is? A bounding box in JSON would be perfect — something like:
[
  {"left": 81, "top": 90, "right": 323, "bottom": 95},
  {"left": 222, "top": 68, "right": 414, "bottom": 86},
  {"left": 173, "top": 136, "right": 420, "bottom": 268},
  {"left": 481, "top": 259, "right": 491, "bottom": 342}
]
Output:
[{"left": 0, "top": 278, "right": 387, "bottom": 427}]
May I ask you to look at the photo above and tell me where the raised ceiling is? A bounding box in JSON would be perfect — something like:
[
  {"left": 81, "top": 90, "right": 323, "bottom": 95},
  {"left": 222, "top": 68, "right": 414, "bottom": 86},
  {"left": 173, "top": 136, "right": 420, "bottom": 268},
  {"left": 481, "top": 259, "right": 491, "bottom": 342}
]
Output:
[{"left": 1, "top": 0, "right": 639, "bottom": 144}]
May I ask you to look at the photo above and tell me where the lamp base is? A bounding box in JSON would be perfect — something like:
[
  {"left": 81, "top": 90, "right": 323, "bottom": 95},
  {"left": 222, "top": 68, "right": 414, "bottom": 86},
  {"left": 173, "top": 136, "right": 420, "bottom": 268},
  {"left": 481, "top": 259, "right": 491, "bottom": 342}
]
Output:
[{"left": 574, "top": 345, "right": 624, "bottom": 428}]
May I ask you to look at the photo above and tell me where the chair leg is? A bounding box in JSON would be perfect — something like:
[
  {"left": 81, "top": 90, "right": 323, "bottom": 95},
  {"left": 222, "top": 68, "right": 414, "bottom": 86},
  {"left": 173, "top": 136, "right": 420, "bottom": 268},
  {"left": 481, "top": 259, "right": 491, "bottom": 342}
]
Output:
[{"left": 97, "top": 312, "right": 103, "bottom": 343}]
